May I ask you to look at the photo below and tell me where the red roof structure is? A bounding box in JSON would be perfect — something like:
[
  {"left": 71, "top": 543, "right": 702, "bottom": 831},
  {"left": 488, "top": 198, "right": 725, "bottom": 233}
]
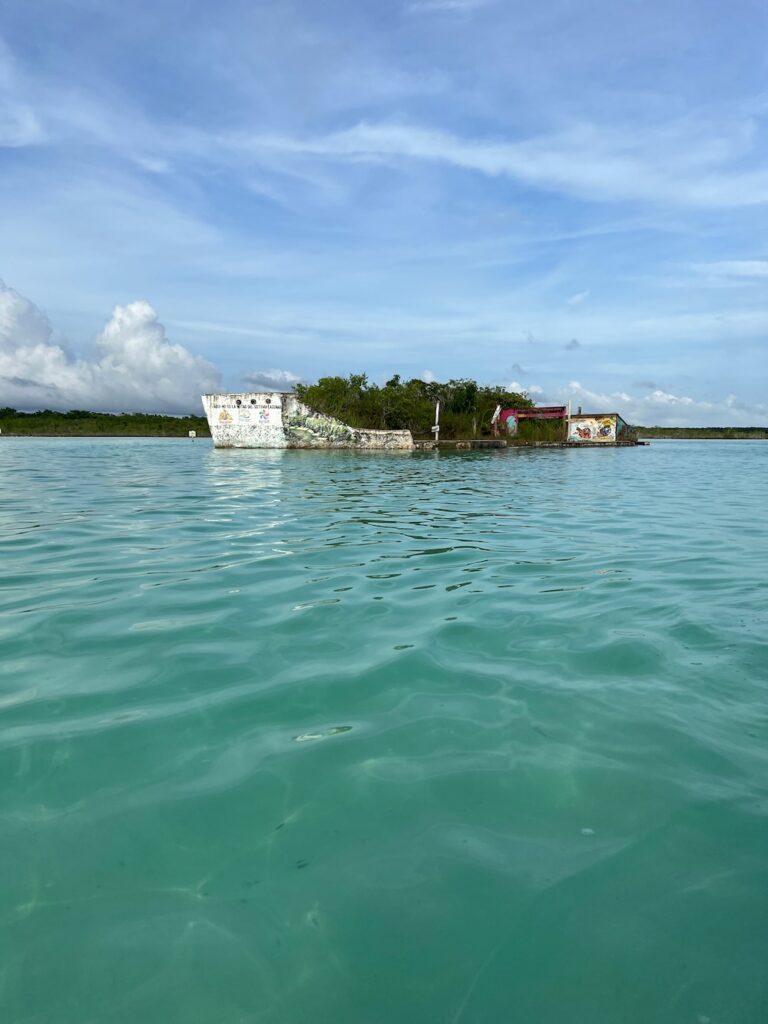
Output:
[{"left": 500, "top": 405, "right": 567, "bottom": 424}]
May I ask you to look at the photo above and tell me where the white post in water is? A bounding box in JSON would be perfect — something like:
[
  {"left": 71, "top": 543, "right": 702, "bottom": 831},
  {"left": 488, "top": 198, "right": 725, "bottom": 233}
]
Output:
[{"left": 431, "top": 401, "right": 440, "bottom": 444}]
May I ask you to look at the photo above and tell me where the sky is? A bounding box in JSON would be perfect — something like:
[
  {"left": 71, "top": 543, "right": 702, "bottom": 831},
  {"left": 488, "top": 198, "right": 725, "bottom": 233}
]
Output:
[{"left": 1, "top": 0, "right": 767, "bottom": 424}]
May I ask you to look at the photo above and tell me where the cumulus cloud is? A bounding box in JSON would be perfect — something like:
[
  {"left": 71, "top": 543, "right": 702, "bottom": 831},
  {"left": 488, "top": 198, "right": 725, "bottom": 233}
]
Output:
[
  {"left": 241, "top": 368, "right": 302, "bottom": 391},
  {"left": 0, "top": 280, "right": 220, "bottom": 413}
]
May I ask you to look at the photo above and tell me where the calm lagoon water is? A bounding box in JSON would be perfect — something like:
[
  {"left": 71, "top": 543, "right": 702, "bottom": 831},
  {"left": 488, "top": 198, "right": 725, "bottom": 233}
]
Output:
[{"left": 1, "top": 438, "right": 767, "bottom": 1024}]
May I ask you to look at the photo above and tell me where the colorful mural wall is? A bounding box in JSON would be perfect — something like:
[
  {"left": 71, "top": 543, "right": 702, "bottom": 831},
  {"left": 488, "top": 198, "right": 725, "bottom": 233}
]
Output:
[{"left": 568, "top": 415, "right": 617, "bottom": 442}]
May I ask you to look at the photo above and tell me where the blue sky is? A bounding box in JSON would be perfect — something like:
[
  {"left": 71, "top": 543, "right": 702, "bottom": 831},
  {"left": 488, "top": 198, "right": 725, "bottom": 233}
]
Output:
[{"left": 1, "top": 0, "right": 767, "bottom": 423}]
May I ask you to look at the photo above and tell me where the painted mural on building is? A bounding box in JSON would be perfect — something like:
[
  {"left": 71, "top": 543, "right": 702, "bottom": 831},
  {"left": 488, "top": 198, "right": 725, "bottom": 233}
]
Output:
[{"left": 568, "top": 416, "right": 617, "bottom": 442}]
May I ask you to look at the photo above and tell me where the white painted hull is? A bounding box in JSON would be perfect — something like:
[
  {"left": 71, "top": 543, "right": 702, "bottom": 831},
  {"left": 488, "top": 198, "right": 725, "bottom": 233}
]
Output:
[{"left": 201, "top": 392, "right": 413, "bottom": 450}]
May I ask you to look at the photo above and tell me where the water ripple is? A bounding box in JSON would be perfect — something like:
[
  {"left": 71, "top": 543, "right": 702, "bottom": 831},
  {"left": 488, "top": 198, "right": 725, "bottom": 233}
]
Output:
[{"left": 1, "top": 438, "right": 767, "bottom": 1023}]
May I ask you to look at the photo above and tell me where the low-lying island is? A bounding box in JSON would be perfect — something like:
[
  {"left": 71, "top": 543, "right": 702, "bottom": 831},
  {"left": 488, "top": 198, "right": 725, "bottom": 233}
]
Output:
[{"left": 201, "top": 393, "right": 645, "bottom": 450}]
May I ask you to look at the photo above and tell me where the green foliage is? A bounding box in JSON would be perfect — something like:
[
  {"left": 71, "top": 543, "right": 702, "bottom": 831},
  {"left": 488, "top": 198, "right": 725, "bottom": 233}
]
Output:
[
  {"left": 295, "top": 375, "right": 534, "bottom": 438},
  {"left": 511, "top": 418, "right": 567, "bottom": 444},
  {"left": 0, "top": 408, "right": 210, "bottom": 436}
]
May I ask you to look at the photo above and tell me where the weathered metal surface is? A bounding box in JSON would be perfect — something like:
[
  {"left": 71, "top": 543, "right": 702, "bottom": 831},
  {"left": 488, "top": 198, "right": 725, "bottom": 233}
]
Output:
[
  {"left": 504, "top": 406, "right": 567, "bottom": 421},
  {"left": 201, "top": 392, "right": 413, "bottom": 450}
]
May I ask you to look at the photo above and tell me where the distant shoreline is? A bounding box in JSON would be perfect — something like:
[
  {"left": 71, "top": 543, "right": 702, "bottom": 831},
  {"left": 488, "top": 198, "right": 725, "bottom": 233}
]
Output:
[
  {"left": 0, "top": 410, "right": 210, "bottom": 438},
  {"left": 2, "top": 433, "right": 766, "bottom": 442},
  {"left": 0, "top": 433, "right": 210, "bottom": 438},
  {"left": 636, "top": 434, "right": 767, "bottom": 441}
]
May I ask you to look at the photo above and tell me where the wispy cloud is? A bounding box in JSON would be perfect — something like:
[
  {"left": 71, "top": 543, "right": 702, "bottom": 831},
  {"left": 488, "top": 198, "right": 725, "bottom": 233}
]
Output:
[
  {"left": 408, "top": 0, "right": 490, "bottom": 13},
  {"left": 0, "top": 99, "right": 43, "bottom": 147},
  {"left": 238, "top": 118, "right": 768, "bottom": 208},
  {"left": 692, "top": 260, "right": 768, "bottom": 278},
  {"left": 566, "top": 290, "right": 590, "bottom": 306}
]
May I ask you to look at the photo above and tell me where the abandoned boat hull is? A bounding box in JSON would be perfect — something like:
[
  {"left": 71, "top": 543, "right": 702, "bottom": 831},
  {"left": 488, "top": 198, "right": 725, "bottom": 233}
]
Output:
[{"left": 201, "top": 392, "right": 413, "bottom": 450}]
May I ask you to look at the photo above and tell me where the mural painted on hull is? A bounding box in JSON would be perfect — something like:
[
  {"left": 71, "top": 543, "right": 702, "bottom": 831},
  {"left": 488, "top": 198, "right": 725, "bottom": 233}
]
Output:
[
  {"left": 201, "top": 392, "right": 413, "bottom": 449},
  {"left": 568, "top": 416, "right": 617, "bottom": 442}
]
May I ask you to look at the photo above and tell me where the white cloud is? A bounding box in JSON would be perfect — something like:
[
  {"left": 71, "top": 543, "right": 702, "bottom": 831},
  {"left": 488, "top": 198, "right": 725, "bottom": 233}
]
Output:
[
  {"left": 508, "top": 380, "right": 543, "bottom": 395},
  {"left": 420, "top": 369, "right": 436, "bottom": 382},
  {"left": 559, "top": 380, "right": 768, "bottom": 427},
  {"left": 0, "top": 279, "right": 52, "bottom": 348},
  {"left": 566, "top": 290, "right": 590, "bottom": 305},
  {"left": 242, "top": 368, "right": 301, "bottom": 391},
  {"left": 134, "top": 155, "right": 172, "bottom": 174},
  {"left": 247, "top": 119, "right": 768, "bottom": 208},
  {"left": 0, "top": 40, "right": 45, "bottom": 148},
  {"left": 0, "top": 280, "right": 220, "bottom": 413}
]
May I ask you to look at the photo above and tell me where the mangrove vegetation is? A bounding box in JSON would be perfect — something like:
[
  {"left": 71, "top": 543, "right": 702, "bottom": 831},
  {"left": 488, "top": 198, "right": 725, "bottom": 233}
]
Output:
[
  {"left": 0, "top": 408, "right": 210, "bottom": 436},
  {"left": 295, "top": 375, "right": 533, "bottom": 439}
]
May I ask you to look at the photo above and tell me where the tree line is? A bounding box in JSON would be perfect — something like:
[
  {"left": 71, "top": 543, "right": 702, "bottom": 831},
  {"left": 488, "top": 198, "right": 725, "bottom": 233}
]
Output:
[
  {"left": 636, "top": 426, "right": 768, "bottom": 439},
  {"left": 0, "top": 408, "right": 210, "bottom": 436},
  {"left": 295, "top": 375, "right": 534, "bottom": 438}
]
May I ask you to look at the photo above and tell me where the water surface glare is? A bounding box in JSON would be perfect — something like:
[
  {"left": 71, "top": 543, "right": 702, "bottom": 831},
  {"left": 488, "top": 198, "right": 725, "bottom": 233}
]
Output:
[{"left": 1, "top": 438, "right": 767, "bottom": 1024}]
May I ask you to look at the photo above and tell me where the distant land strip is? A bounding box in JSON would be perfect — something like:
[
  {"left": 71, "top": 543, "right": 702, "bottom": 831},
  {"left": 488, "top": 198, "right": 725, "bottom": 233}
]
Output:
[
  {"left": 636, "top": 426, "right": 767, "bottom": 439},
  {"left": 0, "top": 409, "right": 211, "bottom": 437}
]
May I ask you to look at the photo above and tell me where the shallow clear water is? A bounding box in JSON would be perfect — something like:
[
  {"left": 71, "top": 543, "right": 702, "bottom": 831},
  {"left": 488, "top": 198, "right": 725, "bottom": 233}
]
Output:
[{"left": 1, "top": 438, "right": 767, "bottom": 1024}]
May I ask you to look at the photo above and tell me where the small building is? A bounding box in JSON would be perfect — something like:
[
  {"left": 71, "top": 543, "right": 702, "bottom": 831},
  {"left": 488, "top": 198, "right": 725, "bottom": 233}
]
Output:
[
  {"left": 493, "top": 405, "right": 637, "bottom": 445},
  {"left": 568, "top": 412, "right": 633, "bottom": 443}
]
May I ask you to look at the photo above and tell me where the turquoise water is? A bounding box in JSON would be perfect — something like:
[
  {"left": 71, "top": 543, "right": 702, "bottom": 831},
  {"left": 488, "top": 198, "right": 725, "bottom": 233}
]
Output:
[{"left": 1, "top": 438, "right": 767, "bottom": 1024}]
